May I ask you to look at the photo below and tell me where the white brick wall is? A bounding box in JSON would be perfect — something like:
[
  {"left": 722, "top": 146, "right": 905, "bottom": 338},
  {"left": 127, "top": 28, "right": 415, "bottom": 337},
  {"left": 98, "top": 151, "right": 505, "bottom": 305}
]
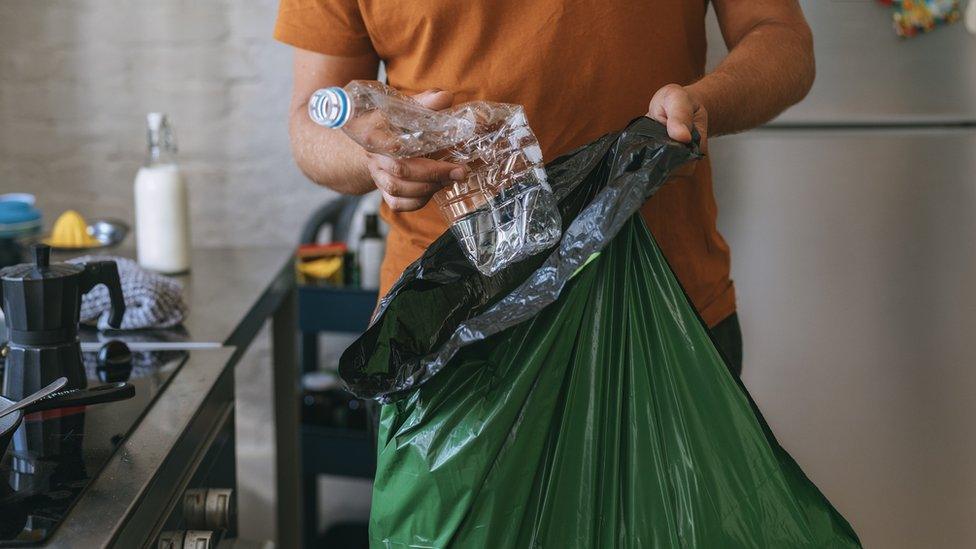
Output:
[{"left": 0, "top": 0, "right": 333, "bottom": 248}]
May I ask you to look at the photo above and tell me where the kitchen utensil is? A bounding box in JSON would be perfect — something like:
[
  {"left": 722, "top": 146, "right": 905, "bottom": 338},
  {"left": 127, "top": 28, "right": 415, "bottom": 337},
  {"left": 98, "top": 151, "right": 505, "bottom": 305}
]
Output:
[
  {"left": 26, "top": 382, "right": 135, "bottom": 413},
  {"left": 0, "top": 380, "right": 135, "bottom": 459},
  {"left": 81, "top": 340, "right": 220, "bottom": 353},
  {"left": 0, "top": 345, "right": 181, "bottom": 544},
  {"left": 0, "top": 401, "right": 22, "bottom": 460},
  {"left": 39, "top": 212, "right": 130, "bottom": 252},
  {"left": 0, "top": 376, "right": 67, "bottom": 420},
  {"left": 0, "top": 244, "right": 125, "bottom": 399},
  {"left": 44, "top": 210, "right": 100, "bottom": 248},
  {"left": 87, "top": 219, "right": 130, "bottom": 249}
]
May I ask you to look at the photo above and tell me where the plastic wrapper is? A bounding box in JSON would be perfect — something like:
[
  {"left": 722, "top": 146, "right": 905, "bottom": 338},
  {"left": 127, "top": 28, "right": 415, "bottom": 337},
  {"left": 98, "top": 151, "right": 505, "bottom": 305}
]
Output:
[
  {"left": 339, "top": 118, "right": 862, "bottom": 547},
  {"left": 309, "top": 81, "right": 561, "bottom": 275},
  {"left": 434, "top": 101, "right": 561, "bottom": 277}
]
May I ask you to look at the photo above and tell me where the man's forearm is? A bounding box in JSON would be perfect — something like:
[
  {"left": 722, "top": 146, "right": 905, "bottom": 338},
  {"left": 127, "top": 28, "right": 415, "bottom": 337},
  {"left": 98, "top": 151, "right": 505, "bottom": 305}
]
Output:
[
  {"left": 288, "top": 103, "right": 375, "bottom": 195},
  {"left": 688, "top": 19, "right": 815, "bottom": 137}
]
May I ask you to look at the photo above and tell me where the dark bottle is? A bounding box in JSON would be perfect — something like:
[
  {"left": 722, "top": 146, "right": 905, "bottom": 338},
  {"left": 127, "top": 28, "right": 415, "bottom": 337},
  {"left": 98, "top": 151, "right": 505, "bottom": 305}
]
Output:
[
  {"left": 301, "top": 372, "right": 368, "bottom": 430},
  {"left": 358, "top": 213, "right": 384, "bottom": 291}
]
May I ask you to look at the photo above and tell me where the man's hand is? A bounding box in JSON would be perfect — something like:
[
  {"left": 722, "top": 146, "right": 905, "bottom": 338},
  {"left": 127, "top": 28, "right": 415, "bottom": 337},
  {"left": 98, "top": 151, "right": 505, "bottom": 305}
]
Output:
[
  {"left": 289, "top": 52, "right": 470, "bottom": 208},
  {"left": 647, "top": 84, "right": 708, "bottom": 148},
  {"left": 365, "top": 89, "right": 468, "bottom": 212},
  {"left": 681, "top": 0, "right": 814, "bottom": 139}
]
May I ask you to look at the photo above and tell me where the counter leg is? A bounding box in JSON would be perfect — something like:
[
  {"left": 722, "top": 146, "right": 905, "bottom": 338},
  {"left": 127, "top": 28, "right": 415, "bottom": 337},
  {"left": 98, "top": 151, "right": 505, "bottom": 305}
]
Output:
[{"left": 272, "top": 286, "right": 301, "bottom": 548}]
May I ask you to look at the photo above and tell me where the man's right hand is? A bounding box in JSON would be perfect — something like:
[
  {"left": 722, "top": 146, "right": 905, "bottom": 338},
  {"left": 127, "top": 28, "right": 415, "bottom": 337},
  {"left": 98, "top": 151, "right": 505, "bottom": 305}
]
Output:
[{"left": 365, "top": 89, "right": 468, "bottom": 212}]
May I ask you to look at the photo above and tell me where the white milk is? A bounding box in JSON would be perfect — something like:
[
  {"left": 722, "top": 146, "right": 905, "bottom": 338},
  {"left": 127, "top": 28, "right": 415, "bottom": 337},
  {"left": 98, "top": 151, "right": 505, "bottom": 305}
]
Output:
[
  {"left": 134, "top": 113, "right": 190, "bottom": 274},
  {"left": 967, "top": 0, "right": 976, "bottom": 35}
]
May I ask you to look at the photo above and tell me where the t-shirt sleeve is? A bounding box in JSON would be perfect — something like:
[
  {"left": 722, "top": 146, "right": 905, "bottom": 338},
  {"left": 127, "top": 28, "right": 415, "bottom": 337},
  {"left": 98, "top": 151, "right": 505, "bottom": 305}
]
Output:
[{"left": 273, "top": 0, "right": 375, "bottom": 57}]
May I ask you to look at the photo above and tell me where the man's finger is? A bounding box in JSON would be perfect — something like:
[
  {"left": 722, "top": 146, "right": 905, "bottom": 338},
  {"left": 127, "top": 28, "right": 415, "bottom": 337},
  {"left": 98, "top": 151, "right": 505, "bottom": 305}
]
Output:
[
  {"left": 372, "top": 170, "right": 444, "bottom": 198},
  {"left": 667, "top": 120, "right": 693, "bottom": 143},
  {"left": 693, "top": 109, "right": 709, "bottom": 153},
  {"left": 374, "top": 155, "right": 467, "bottom": 184},
  {"left": 664, "top": 96, "right": 695, "bottom": 143},
  {"left": 413, "top": 89, "right": 454, "bottom": 111},
  {"left": 382, "top": 192, "right": 430, "bottom": 212}
]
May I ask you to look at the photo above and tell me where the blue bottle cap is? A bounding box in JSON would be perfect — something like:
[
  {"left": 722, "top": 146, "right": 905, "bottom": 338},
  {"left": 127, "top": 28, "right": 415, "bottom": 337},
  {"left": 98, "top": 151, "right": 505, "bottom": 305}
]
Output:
[{"left": 308, "top": 87, "right": 352, "bottom": 128}]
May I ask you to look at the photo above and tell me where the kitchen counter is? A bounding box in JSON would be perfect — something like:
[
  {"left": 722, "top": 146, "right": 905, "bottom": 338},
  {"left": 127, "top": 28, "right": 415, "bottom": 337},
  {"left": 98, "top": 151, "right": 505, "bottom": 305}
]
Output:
[
  {"left": 51, "top": 347, "right": 237, "bottom": 547},
  {"left": 73, "top": 247, "right": 295, "bottom": 348},
  {"left": 41, "top": 247, "right": 298, "bottom": 547}
]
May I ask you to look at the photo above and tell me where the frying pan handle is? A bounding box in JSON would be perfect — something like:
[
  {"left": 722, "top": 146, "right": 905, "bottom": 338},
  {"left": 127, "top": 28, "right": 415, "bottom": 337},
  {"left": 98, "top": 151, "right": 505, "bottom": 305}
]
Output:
[{"left": 22, "top": 382, "right": 135, "bottom": 414}]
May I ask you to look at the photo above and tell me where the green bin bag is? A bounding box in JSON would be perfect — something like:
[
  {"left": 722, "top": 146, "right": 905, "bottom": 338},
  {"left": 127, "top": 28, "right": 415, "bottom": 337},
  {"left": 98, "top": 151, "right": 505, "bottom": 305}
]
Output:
[{"left": 340, "top": 118, "right": 861, "bottom": 548}]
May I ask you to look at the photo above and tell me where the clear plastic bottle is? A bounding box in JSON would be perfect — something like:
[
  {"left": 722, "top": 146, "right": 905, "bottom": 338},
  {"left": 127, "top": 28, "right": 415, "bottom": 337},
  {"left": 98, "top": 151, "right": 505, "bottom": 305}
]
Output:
[{"left": 308, "top": 81, "right": 561, "bottom": 275}]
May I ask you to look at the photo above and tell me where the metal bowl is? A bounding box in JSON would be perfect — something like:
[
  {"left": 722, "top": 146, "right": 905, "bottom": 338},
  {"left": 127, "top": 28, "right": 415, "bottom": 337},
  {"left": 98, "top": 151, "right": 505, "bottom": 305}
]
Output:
[
  {"left": 88, "top": 219, "right": 130, "bottom": 248},
  {"left": 42, "top": 219, "right": 130, "bottom": 252}
]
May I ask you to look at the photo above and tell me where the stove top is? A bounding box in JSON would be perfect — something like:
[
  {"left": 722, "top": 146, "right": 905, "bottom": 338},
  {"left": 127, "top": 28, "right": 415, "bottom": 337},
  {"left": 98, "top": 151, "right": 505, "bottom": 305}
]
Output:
[{"left": 0, "top": 348, "right": 188, "bottom": 546}]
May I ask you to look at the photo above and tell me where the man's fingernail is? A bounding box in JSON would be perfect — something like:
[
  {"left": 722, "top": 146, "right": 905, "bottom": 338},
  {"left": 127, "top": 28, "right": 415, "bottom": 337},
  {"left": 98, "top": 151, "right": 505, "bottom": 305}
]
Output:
[{"left": 450, "top": 168, "right": 466, "bottom": 180}]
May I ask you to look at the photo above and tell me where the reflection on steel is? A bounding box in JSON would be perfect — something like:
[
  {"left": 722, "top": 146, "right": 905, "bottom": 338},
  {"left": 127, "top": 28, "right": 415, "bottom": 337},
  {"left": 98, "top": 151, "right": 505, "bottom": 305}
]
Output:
[
  {"left": 49, "top": 348, "right": 235, "bottom": 547},
  {"left": 87, "top": 219, "right": 129, "bottom": 249},
  {"left": 46, "top": 247, "right": 297, "bottom": 547}
]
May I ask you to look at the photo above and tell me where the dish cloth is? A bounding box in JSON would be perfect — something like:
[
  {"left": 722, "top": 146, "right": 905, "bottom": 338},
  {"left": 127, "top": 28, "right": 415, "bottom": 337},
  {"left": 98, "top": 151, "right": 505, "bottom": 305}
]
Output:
[{"left": 69, "top": 255, "right": 188, "bottom": 330}]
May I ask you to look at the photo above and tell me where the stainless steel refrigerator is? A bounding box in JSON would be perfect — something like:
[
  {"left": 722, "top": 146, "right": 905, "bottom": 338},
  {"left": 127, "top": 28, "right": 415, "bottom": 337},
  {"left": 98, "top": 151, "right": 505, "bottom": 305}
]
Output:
[{"left": 705, "top": 2, "right": 976, "bottom": 547}]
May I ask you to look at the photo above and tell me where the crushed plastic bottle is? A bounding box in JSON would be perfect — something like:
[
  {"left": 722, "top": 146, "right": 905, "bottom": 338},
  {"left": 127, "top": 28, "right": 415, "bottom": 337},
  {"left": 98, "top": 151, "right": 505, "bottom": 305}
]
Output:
[{"left": 309, "top": 81, "right": 561, "bottom": 276}]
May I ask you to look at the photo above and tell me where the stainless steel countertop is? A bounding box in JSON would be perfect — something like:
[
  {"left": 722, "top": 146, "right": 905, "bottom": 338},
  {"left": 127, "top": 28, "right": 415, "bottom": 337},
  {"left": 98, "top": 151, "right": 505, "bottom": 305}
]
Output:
[
  {"left": 71, "top": 247, "right": 294, "bottom": 347},
  {"left": 49, "top": 347, "right": 237, "bottom": 547},
  {"left": 33, "top": 246, "right": 296, "bottom": 547}
]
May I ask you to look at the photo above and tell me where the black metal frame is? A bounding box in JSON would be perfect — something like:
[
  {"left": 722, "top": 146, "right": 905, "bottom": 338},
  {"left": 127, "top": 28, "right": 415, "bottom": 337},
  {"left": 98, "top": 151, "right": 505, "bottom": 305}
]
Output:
[{"left": 297, "top": 196, "right": 379, "bottom": 547}]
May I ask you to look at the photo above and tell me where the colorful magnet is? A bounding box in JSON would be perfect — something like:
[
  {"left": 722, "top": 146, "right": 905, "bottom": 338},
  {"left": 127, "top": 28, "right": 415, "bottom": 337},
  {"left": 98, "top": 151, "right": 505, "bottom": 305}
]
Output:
[{"left": 879, "top": 0, "right": 962, "bottom": 37}]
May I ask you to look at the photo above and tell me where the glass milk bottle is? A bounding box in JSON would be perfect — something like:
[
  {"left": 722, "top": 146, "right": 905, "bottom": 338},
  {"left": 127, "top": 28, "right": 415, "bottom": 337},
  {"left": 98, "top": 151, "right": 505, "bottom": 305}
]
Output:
[{"left": 134, "top": 113, "right": 191, "bottom": 274}]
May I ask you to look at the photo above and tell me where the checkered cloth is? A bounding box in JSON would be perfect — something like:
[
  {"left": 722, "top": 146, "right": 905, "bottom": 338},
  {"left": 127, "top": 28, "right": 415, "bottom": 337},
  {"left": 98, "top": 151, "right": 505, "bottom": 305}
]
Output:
[{"left": 69, "top": 255, "right": 188, "bottom": 330}]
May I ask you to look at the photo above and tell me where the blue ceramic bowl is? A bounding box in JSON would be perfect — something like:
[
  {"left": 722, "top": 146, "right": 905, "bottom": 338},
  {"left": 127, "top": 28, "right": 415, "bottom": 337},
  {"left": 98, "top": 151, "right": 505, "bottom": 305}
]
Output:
[{"left": 0, "top": 195, "right": 41, "bottom": 239}]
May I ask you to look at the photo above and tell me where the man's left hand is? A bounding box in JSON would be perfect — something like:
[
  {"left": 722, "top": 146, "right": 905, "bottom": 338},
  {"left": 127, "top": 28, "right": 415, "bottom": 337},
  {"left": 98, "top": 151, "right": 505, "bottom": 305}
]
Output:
[{"left": 646, "top": 84, "right": 708, "bottom": 149}]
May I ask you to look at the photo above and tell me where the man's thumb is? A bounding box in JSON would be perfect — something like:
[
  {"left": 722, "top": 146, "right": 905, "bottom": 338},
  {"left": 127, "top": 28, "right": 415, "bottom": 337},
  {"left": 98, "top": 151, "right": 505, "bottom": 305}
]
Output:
[{"left": 414, "top": 88, "right": 454, "bottom": 111}]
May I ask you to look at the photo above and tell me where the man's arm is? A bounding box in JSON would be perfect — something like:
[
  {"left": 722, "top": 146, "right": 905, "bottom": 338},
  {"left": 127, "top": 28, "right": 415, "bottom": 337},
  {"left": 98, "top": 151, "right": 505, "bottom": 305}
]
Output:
[
  {"left": 288, "top": 50, "right": 379, "bottom": 194},
  {"left": 288, "top": 49, "right": 467, "bottom": 211},
  {"left": 647, "top": 0, "right": 815, "bottom": 143}
]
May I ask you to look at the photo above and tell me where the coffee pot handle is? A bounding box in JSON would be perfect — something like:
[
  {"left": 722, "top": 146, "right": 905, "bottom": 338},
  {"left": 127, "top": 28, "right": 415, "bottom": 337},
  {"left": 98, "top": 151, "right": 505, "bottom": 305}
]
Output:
[{"left": 80, "top": 261, "right": 126, "bottom": 329}]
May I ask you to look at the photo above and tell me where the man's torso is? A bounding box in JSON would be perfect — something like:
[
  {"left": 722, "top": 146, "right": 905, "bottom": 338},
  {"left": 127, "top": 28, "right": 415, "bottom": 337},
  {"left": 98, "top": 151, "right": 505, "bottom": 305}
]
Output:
[{"left": 278, "top": 0, "right": 736, "bottom": 326}]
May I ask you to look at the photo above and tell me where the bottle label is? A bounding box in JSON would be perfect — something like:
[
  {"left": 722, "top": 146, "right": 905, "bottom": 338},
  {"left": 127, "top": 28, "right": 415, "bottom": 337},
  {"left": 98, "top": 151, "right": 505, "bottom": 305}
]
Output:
[{"left": 309, "top": 87, "right": 352, "bottom": 128}]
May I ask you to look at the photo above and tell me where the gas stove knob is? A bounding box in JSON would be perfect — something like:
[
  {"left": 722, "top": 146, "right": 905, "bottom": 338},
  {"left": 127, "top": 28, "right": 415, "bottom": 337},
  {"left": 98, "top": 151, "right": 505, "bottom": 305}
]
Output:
[
  {"left": 157, "top": 530, "right": 186, "bottom": 549},
  {"left": 204, "top": 488, "right": 235, "bottom": 530},
  {"left": 182, "top": 489, "right": 208, "bottom": 530},
  {"left": 156, "top": 530, "right": 216, "bottom": 549},
  {"left": 183, "top": 530, "right": 215, "bottom": 549},
  {"left": 183, "top": 488, "right": 235, "bottom": 531}
]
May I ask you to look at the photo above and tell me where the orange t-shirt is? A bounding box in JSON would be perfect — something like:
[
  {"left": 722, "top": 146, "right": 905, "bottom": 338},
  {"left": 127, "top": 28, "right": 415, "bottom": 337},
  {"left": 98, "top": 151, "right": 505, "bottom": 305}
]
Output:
[{"left": 275, "top": 0, "right": 735, "bottom": 327}]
